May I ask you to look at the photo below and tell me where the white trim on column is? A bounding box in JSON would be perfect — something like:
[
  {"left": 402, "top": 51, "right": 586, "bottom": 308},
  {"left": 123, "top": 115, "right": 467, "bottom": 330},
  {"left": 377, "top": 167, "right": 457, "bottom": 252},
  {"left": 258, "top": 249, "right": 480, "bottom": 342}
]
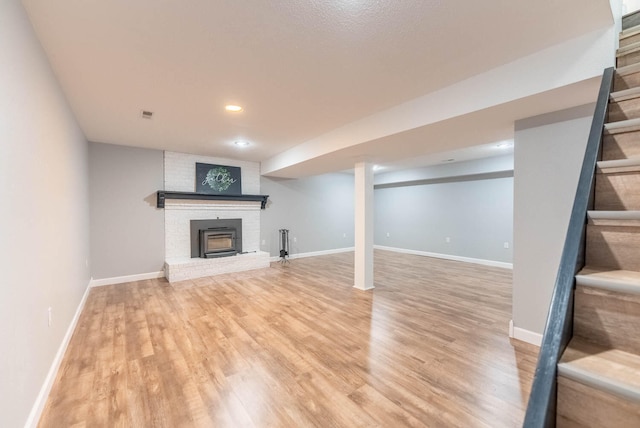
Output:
[
  {"left": 354, "top": 161, "right": 374, "bottom": 290},
  {"left": 509, "top": 319, "right": 542, "bottom": 346},
  {"left": 90, "top": 271, "right": 165, "bottom": 287},
  {"left": 25, "top": 281, "right": 92, "bottom": 428}
]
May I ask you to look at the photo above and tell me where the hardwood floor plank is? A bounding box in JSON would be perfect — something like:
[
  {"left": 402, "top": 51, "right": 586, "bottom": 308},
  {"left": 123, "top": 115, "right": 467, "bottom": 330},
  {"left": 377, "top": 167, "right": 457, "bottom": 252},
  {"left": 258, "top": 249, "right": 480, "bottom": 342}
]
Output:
[
  {"left": 348, "top": 383, "right": 426, "bottom": 427},
  {"left": 38, "top": 250, "right": 537, "bottom": 427},
  {"left": 295, "top": 370, "right": 380, "bottom": 427}
]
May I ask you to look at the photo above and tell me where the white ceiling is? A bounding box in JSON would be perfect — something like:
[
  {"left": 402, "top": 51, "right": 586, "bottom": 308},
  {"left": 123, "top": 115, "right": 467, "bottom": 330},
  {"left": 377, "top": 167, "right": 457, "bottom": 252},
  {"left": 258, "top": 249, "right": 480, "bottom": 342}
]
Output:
[{"left": 22, "top": 0, "right": 613, "bottom": 176}]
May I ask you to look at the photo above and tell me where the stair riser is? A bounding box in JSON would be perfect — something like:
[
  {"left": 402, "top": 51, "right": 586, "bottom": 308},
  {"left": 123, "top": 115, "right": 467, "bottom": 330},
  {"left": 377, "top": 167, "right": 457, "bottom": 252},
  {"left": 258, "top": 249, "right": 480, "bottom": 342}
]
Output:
[
  {"left": 621, "top": 32, "right": 640, "bottom": 48},
  {"left": 603, "top": 133, "right": 640, "bottom": 160},
  {"left": 614, "top": 70, "right": 640, "bottom": 91},
  {"left": 589, "top": 218, "right": 640, "bottom": 227},
  {"left": 595, "top": 171, "right": 640, "bottom": 210},
  {"left": 574, "top": 285, "right": 640, "bottom": 353},
  {"left": 609, "top": 97, "right": 640, "bottom": 122},
  {"left": 623, "top": 10, "right": 640, "bottom": 31},
  {"left": 586, "top": 225, "right": 640, "bottom": 271},
  {"left": 618, "top": 50, "right": 640, "bottom": 68},
  {"left": 557, "top": 376, "right": 640, "bottom": 427}
]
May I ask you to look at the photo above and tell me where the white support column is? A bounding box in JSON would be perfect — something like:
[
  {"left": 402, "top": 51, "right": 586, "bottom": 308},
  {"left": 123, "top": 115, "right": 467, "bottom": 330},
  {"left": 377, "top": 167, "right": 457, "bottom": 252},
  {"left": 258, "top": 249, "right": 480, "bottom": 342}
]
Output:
[{"left": 354, "top": 162, "right": 374, "bottom": 290}]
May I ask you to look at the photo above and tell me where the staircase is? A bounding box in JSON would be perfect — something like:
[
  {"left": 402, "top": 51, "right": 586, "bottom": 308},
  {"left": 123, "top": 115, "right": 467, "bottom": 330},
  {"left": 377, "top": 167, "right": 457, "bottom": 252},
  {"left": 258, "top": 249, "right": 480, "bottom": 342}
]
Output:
[{"left": 554, "top": 19, "right": 640, "bottom": 427}]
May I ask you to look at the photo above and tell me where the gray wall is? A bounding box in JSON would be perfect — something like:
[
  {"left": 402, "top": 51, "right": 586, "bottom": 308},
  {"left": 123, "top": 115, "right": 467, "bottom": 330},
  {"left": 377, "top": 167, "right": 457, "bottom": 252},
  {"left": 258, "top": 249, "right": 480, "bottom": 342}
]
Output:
[
  {"left": 89, "top": 142, "right": 165, "bottom": 279},
  {"left": 513, "top": 103, "right": 595, "bottom": 336},
  {"left": 261, "top": 173, "right": 355, "bottom": 256},
  {"left": 374, "top": 155, "right": 514, "bottom": 263},
  {"left": 0, "top": 1, "right": 90, "bottom": 426}
]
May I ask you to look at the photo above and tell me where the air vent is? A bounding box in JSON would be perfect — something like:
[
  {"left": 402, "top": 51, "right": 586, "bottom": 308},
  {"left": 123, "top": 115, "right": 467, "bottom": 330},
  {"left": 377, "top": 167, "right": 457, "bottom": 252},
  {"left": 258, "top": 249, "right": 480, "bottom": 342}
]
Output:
[{"left": 141, "top": 110, "right": 153, "bottom": 119}]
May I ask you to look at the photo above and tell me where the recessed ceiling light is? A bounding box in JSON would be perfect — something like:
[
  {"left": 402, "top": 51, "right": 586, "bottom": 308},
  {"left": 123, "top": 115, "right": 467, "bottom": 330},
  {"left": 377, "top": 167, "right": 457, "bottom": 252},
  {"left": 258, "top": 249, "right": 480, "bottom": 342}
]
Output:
[
  {"left": 225, "top": 105, "right": 243, "bottom": 112},
  {"left": 234, "top": 140, "right": 250, "bottom": 147}
]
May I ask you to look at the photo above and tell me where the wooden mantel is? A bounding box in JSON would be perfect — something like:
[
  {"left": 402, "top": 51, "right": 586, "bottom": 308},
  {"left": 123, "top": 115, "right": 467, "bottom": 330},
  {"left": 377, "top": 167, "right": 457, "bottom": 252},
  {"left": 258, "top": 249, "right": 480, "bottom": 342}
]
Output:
[{"left": 156, "top": 191, "right": 269, "bottom": 209}]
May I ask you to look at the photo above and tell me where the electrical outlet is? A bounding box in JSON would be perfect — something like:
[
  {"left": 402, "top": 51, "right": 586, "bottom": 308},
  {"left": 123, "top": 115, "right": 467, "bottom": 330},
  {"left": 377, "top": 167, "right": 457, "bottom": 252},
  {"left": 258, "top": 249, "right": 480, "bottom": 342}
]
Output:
[
  {"left": 293, "top": 237, "right": 297, "bottom": 243},
  {"left": 386, "top": 232, "right": 390, "bottom": 238},
  {"left": 343, "top": 233, "right": 346, "bottom": 238},
  {"left": 261, "top": 239, "right": 266, "bottom": 245},
  {"left": 446, "top": 237, "right": 451, "bottom": 243},
  {"left": 504, "top": 242, "right": 510, "bottom": 249},
  {"left": 48, "top": 307, "right": 52, "bottom": 327}
]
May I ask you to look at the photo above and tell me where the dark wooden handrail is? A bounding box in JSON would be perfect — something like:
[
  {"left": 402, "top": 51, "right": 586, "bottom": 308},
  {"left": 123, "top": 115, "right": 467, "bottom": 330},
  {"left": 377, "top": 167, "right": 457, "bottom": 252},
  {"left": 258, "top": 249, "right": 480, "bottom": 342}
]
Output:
[{"left": 522, "top": 66, "right": 614, "bottom": 427}]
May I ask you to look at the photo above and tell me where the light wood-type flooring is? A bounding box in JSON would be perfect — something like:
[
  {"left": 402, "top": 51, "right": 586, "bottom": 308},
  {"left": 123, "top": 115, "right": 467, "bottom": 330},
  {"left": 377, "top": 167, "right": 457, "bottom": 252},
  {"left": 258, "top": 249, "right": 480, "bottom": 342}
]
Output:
[{"left": 38, "top": 250, "right": 538, "bottom": 427}]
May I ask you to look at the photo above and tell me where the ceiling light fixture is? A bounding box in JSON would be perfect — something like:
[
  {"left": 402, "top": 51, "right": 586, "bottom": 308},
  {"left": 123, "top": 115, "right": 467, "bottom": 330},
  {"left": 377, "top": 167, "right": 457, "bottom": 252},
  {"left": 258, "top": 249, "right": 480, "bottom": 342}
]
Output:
[
  {"left": 225, "top": 104, "right": 243, "bottom": 112},
  {"left": 496, "top": 141, "right": 513, "bottom": 149},
  {"left": 234, "top": 140, "right": 250, "bottom": 147}
]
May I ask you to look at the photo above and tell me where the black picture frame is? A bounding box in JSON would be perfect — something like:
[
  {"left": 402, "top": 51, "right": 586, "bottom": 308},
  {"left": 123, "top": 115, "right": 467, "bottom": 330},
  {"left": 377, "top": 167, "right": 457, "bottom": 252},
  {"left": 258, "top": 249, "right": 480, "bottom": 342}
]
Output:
[{"left": 195, "top": 163, "right": 242, "bottom": 195}]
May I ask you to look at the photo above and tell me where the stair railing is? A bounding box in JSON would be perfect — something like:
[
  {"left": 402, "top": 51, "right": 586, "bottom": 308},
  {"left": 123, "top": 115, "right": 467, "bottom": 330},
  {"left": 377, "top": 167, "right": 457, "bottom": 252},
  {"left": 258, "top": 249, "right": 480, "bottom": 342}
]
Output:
[{"left": 522, "top": 66, "right": 614, "bottom": 428}]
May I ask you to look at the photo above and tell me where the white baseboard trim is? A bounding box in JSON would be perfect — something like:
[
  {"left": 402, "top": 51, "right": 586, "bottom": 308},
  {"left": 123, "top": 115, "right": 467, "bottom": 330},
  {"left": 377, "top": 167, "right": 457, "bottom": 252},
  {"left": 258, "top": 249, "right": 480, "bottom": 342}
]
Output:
[
  {"left": 509, "top": 320, "right": 542, "bottom": 346},
  {"left": 90, "top": 271, "right": 165, "bottom": 287},
  {"left": 25, "top": 281, "right": 92, "bottom": 428},
  {"left": 270, "top": 247, "right": 355, "bottom": 262},
  {"left": 374, "top": 245, "right": 513, "bottom": 270}
]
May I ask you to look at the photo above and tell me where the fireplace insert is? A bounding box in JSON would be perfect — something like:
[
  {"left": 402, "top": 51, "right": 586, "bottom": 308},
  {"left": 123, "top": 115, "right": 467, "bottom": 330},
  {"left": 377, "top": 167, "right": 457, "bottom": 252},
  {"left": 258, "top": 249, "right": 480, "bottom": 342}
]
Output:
[
  {"left": 190, "top": 218, "right": 243, "bottom": 258},
  {"left": 200, "top": 228, "right": 237, "bottom": 258}
]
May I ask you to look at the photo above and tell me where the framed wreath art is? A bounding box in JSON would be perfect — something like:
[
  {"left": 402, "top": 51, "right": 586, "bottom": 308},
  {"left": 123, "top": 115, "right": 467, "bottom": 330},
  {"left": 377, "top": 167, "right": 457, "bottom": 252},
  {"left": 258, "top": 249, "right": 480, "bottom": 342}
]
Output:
[{"left": 195, "top": 163, "right": 242, "bottom": 195}]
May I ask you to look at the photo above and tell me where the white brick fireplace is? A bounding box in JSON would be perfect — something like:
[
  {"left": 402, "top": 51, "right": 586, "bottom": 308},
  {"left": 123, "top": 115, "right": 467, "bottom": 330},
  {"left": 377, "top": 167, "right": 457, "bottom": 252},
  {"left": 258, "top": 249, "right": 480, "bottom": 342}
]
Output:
[{"left": 163, "top": 151, "right": 270, "bottom": 282}]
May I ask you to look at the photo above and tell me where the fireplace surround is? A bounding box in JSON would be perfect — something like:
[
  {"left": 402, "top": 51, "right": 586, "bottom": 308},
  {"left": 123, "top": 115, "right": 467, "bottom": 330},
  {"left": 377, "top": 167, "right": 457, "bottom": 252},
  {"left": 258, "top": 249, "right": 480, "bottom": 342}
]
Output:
[{"left": 162, "top": 152, "right": 270, "bottom": 282}]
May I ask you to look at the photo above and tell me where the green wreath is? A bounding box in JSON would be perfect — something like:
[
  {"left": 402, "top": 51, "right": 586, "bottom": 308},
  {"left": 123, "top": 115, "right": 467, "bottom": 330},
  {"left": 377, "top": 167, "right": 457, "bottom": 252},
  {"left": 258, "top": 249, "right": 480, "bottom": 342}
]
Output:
[{"left": 203, "top": 167, "right": 234, "bottom": 192}]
